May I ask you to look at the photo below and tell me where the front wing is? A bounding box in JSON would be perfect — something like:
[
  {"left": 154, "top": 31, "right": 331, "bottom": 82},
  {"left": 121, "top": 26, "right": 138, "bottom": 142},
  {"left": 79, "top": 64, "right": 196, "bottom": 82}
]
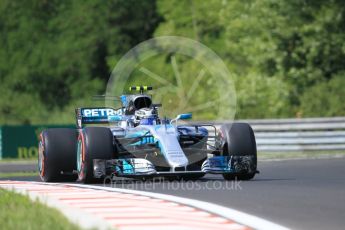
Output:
[{"left": 93, "top": 155, "right": 256, "bottom": 179}]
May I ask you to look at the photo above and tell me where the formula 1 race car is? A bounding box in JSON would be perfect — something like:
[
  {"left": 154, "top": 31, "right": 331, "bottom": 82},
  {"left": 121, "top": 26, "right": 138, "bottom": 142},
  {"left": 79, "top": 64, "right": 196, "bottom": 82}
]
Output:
[{"left": 38, "top": 86, "right": 258, "bottom": 183}]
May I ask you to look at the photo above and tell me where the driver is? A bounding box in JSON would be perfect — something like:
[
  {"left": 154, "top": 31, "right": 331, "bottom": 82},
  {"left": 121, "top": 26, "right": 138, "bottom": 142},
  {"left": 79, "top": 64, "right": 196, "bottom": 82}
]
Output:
[{"left": 134, "top": 108, "right": 158, "bottom": 126}]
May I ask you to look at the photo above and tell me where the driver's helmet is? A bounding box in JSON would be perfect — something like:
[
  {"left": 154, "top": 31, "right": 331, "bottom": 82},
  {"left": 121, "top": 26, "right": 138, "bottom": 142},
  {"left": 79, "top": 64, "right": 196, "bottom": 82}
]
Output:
[{"left": 134, "top": 108, "right": 157, "bottom": 126}]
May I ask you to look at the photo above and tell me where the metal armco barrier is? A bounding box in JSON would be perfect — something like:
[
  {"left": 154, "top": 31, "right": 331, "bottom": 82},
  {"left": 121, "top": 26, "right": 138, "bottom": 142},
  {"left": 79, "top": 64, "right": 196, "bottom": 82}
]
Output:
[
  {"left": 198, "top": 117, "right": 345, "bottom": 152},
  {"left": 0, "top": 117, "right": 344, "bottom": 159},
  {"left": 238, "top": 117, "right": 345, "bottom": 152}
]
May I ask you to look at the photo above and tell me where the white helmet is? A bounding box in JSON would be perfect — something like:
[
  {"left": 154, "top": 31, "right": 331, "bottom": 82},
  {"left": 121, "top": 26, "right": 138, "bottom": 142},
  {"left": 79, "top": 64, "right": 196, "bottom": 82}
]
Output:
[{"left": 134, "top": 108, "right": 157, "bottom": 125}]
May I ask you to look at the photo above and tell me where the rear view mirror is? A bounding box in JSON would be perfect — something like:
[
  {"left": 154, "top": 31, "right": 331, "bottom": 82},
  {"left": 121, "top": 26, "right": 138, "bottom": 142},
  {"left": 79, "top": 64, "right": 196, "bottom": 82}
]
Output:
[{"left": 176, "top": 113, "right": 192, "bottom": 120}]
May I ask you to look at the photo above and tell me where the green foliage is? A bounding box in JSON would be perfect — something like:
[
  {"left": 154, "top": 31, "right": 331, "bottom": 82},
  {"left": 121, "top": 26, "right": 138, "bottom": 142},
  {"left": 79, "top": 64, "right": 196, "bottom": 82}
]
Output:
[
  {"left": 0, "top": 188, "right": 80, "bottom": 230},
  {"left": 236, "top": 73, "right": 291, "bottom": 118},
  {"left": 300, "top": 74, "right": 345, "bottom": 117},
  {"left": 133, "top": 55, "right": 226, "bottom": 120},
  {"left": 221, "top": 0, "right": 345, "bottom": 106},
  {"left": 0, "top": 0, "right": 344, "bottom": 123},
  {"left": 155, "top": 0, "right": 345, "bottom": 118},
  {"left": 0, "top": 0, "right": 160, "bottom": 124},
  {"left": 155, "top": 0, "right": 227, "bottom": 57}
]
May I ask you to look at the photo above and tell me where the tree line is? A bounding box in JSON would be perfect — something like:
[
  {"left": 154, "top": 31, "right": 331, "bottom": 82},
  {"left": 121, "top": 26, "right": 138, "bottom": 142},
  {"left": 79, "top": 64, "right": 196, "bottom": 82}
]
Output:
[{"left": 1, "top": 0, "right": 344, "bottom": 124}]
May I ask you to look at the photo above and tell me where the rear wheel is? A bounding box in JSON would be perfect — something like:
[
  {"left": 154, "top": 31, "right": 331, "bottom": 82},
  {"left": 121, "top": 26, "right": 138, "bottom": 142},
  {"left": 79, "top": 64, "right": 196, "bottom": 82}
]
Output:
[
  {"left": 219, "top": 123, "right": 257, "bottom": 180},
  {"left": 38, "top": 128, "right": 77, "bottom": 182},
  {"left": 77, "top": 127, "right": 114, "bottom": 184}
]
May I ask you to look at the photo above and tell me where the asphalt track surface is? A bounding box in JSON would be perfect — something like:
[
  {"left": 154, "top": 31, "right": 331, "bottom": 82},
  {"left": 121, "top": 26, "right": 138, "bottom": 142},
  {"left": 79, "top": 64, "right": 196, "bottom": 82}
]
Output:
[{"left": 2, "top": 157, "right": 345, "bottom": 230}]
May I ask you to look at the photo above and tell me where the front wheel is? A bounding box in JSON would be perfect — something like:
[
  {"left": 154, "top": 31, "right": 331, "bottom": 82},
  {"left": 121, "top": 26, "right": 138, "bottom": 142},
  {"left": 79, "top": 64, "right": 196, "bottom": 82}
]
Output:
[
  {"left": 218, "top": 123, "right": 257, "bottom": 181},
  {"left": 77, "top": 127, "right": 114, "bottom": 184}
]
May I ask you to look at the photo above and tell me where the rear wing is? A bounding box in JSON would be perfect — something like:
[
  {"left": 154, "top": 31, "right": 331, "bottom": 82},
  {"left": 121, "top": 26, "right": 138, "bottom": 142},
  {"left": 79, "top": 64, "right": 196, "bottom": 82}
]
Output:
[{"left": 75, "top": 107, "right": 122, "bottom": 128}]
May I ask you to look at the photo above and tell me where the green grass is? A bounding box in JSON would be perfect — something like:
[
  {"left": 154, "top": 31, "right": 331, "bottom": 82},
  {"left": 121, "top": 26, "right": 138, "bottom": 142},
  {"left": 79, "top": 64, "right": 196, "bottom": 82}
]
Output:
[
  {"left": 0, "top": 158, "right": 36, "bottom": 163},
  {"left": 0, "top": 188, "right": 80, "bottom": 230},
  {"left": 0, "top": 172, "right": 38, "bottom": 178},
  {"left": 258, "top": 150, "right": 345, "bottom": 160}
]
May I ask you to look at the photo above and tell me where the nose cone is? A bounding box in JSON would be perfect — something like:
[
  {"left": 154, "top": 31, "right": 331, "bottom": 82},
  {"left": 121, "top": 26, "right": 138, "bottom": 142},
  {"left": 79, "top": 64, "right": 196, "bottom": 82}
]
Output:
[
  {"left": 165, "top": 150, "right": 189, "bottom": 168},
  {"left": 149, "top": 125, "right": 189, "bottom": 168}
]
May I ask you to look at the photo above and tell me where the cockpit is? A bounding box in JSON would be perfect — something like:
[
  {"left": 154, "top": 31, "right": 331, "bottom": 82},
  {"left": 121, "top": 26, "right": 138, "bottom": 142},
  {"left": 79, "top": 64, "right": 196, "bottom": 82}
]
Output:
[{"left": 123, "top": 95, "right": 152, "bottom": 115}]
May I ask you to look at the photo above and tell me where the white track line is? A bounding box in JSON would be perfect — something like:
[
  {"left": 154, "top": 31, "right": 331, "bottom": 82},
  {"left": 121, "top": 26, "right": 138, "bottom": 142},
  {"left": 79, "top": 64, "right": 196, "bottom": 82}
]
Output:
[{"left": 0, "top": 181, "right": 290, "bottom": 230}]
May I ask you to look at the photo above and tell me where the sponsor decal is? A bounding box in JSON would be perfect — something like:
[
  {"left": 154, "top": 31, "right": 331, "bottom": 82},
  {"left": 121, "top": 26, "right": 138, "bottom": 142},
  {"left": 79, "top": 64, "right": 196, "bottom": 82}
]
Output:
[
  {"left": 82, "top": 108, "right": 117, "bottom": 117},
  {"left": 17, "top": 146, "right": 38, "bottom": 158}
]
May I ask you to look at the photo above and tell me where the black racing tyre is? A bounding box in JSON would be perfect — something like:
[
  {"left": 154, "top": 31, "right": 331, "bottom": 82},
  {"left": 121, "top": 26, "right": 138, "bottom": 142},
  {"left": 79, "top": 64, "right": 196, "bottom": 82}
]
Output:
[
  {"left": 38, "top": 128, "right": 77, "bottom": 182},
  {"left": 77, "top": 127, "right": 114, "bottom": 184},
  {"left": 219, "top": 123, "right": 257, "bottom": 181}
]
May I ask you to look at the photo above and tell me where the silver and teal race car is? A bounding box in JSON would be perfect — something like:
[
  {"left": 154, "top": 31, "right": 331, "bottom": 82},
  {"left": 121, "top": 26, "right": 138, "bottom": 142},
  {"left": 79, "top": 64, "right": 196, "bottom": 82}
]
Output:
[{"left": 38, "top": 86, "right": 258, "bottom": 183}]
